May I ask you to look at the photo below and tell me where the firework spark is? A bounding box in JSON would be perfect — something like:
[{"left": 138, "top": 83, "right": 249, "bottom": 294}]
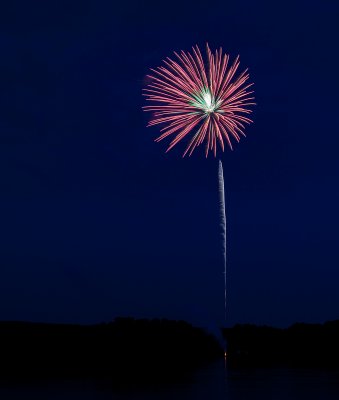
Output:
[
  {"left": 143, "top": 44, "right": 255, "bottom": 157},
  {"left": 143, "top": 45, "right": 255, "bottom": 323}
]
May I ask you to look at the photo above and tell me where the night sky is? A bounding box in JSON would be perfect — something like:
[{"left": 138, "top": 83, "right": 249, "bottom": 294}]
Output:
[{"left": 1, "top": 0, "right": 338, "bottom": 329}]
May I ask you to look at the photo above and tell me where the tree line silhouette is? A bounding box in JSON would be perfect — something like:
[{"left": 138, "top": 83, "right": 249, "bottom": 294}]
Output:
[
  {"left": 0, "top": 318, "right": 222, "bottom": 384},
  {"left": 223, "top": 320, "right": 339, "bottom": 367}
]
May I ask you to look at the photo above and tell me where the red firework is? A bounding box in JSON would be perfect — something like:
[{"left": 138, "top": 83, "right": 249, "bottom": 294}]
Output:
[{"left": 143, "top": 44, "right": 255, "bottom": 157}]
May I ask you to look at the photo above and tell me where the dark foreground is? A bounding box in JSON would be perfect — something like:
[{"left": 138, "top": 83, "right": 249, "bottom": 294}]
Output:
[
  {"left": 2, "top": 318, "right": 339, "bottom": 389},
  {"left": 0, "top": 318, "right": 222, "bottom": 384},
  {"left": 2, "top": 363, "right": 339, "bottom": 400},
  {"left": 224, "top": 320, "right": 339, "bottom": 368}
]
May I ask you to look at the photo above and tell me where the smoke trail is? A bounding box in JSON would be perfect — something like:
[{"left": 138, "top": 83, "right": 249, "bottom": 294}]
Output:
[{"left": 218, "top": 160, "right": 227, "bottom": 320}]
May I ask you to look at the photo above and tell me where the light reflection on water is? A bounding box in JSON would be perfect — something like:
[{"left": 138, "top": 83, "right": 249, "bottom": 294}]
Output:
[{"left": 1, "top": 362, "right": 339, "bottom": 399}]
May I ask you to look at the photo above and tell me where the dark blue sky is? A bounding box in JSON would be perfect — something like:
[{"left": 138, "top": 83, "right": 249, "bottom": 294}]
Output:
[{"left": 0, "top": 0, "right": 338, "bottom": 328}]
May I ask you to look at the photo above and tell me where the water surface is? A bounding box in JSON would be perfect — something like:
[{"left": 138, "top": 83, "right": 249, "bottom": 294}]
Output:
[{"left": 1, "top": 362, "right": 339, "bottom": 399}]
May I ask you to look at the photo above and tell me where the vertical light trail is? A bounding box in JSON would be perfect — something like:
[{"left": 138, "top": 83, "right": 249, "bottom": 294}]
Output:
[{"left": 218, "top": 160, "right": 227, "bottom": 320}]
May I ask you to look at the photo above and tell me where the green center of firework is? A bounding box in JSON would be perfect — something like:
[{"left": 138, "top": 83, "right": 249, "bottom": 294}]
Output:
[{"left": 191, "top": 88, "right": 218, "bottom": 114}]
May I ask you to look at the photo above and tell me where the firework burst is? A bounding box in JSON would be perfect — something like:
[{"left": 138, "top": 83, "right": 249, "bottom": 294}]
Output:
[{"left": 143, "top": 44, "right": 255, "bottom": 157}]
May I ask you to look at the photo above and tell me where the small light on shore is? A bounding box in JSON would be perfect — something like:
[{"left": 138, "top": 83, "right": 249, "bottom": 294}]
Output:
[{"left": 224, "top": 352, "right": 227, "bottom": 358}]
